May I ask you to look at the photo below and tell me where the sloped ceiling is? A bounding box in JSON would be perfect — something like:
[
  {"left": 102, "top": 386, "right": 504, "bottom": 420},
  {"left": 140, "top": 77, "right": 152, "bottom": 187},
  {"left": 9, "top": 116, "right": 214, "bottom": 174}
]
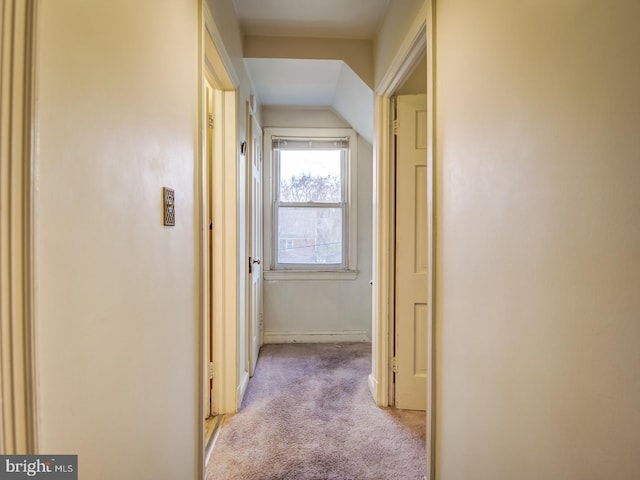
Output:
[
  {"left": 235, "top": 0, "right": 383, "bottom": 144},
  {"left": 244, "top": 59, "right": 342, "bottom": 106},
  {"left": 245, "top": 58, "right": 374, "bottom": 143}
]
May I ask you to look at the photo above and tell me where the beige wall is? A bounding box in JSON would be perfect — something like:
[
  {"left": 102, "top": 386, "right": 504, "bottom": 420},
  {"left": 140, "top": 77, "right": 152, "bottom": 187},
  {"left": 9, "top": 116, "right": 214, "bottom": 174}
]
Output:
[
  {"left": 396, "top": 53, "right": 426, "bottom": 95},
  {"left": 373, "top": 0, "right": 425, "bottom": 88},
  {"left": 262, "top": 107, "right": 350, "bottom": 129},
  {"left": 435, "top": 1, "right": 640, "bottom": 479},
  {"left": 35, "top": 1, "right": 199, "bottom": 478}
]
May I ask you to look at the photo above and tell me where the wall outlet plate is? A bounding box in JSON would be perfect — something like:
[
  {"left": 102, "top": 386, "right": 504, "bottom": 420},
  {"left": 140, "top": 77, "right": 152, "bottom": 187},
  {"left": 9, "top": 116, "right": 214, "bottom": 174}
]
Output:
[{"left": 163, "top": 187, "right": 175, "bottom": 226}]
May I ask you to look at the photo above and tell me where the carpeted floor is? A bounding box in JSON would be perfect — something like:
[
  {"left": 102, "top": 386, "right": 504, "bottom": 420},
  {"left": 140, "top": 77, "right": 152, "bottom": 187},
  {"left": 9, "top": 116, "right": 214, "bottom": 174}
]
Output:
[{"left": 206, "top": 343, "right": 426, "bottom": 480}]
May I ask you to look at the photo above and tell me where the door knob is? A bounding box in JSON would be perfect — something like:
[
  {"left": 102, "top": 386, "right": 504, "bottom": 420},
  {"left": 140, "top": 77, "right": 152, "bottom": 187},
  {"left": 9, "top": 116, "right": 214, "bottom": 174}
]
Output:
[{"left": 252, "top": 258, "right": 261, "bottom": 265}]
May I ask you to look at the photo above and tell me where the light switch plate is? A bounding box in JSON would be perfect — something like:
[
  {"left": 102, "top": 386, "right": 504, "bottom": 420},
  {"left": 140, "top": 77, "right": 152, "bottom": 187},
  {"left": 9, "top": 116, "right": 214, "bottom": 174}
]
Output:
[{"left": 163, "top": 187, "right": 175, "bottom": 226}]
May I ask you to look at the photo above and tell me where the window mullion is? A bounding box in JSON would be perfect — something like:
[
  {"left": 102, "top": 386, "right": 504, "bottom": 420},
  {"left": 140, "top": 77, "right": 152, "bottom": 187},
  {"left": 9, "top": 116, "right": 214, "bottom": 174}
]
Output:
[{"left": 278, "top": 202, "right": 342, "bottom": 209}]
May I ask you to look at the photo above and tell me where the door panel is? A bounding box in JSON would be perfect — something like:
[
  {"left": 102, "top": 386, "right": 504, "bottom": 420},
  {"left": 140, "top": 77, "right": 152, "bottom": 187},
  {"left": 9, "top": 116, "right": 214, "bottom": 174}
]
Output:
[
  {"left": 395, "top": 94, "right": 428, "bottom": 411},
  {"left": 413, "top": 303, "right": 428, "bottom": 375},
  {"left": 415, "top": 165, "right": 428, "bottom": 273}
]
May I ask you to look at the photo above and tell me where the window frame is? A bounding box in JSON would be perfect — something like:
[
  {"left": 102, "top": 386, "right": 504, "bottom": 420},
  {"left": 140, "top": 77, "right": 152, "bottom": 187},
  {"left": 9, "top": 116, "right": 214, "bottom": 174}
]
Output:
[
  {"left": 274, "top": 145, "right": 347, "bottom": 270},
  {"left": 263, "top": 127, "right": 358, "bottom": 280}
]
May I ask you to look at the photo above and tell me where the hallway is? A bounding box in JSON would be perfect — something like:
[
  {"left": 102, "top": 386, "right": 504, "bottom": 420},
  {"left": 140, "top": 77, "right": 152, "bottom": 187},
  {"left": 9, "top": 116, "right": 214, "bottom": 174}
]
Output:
[
  {"left": 206, "top": 343, "right": 425, "bottom": 480},
  {"left": 3, "top": 1, "right": 640, "bottom": 478}
]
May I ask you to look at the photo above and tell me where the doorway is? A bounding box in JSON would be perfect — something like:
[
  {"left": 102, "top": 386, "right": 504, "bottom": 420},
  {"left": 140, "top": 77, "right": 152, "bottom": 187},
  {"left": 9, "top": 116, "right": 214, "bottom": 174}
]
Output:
[
  {"left": 203, "top": 75, "right": 217, "bottom": 441},
  {"left": 371, "top": 47, "right": 431, "bottom": 409},
  {"left": 200, "top": 7, "right": 241, "bottom": 466},
  {"left": 370, "top": 2, "right": 434, "bottom": 477}
]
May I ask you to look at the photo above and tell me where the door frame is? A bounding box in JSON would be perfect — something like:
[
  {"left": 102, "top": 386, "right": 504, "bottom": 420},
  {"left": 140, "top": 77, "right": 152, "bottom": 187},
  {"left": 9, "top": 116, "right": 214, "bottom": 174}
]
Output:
[
  {"left": 0, "top": 0, "right": 39, "bottom": 454},
  {"left": 199, "top": 0, "right": 240, "bottom": 472},
  {"left": 370, "top": 0, "right": 435, "bottom": 478}
]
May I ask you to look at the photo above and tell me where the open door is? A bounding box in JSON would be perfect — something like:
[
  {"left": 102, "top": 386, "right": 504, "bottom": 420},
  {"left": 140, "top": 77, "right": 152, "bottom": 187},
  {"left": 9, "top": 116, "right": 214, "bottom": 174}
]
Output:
[
  {"left": 248, "top": 109, "right": 263, "bottom": 376},
  {"left": 394, "top": 94, "right": 428, "bottom": 411}
]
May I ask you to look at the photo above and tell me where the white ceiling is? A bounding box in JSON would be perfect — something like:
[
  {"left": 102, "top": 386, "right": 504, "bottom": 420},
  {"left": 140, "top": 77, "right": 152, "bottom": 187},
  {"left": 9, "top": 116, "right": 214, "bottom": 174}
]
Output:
[{"left": 232, "top": 0, "right": 390, "bottom": 39}]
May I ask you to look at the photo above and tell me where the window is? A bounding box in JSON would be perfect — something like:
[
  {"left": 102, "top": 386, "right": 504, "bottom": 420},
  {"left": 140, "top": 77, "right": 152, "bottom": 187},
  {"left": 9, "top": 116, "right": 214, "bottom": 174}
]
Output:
[{"left": 264, "top": 128, "right": 357, "bottom": 279}]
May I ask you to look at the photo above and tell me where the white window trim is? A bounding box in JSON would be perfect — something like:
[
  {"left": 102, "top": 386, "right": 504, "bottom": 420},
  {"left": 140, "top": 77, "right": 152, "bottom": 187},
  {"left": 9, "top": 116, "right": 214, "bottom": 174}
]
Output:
[{"left": 263, "top": 127, "right": 358, "bottom": 280}]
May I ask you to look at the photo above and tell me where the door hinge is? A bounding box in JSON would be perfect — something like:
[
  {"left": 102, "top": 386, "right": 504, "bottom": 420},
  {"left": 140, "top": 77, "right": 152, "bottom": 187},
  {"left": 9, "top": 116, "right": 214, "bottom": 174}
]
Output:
[
  {"left": 208, "top": 362, "right": 214, "bottom": 379},
  {"left": 393, "top": 120, "right": 400, "bottom": 135},
  {"left": 208, "top": 113, "right": 214, "bottom": 129},
  {"left": 392, "top": 357, "right": 398, "bottom": 373}
]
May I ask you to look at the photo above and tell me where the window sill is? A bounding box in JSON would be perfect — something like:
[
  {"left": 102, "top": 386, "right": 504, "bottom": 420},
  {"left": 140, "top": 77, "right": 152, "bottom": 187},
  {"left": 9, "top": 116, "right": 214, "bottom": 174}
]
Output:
[{"left": 263, "top": 270, "right": 358, "bottom": 281}]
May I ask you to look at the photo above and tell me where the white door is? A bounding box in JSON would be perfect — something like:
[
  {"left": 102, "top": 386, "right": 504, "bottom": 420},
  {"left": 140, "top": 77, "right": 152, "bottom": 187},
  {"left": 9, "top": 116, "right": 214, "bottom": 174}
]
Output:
[
  {"left": 248, "top": 112, "right": 263, "bottom": 376},
  {"left": 394, "top": 94, "right": 428, "bottom": 411}
]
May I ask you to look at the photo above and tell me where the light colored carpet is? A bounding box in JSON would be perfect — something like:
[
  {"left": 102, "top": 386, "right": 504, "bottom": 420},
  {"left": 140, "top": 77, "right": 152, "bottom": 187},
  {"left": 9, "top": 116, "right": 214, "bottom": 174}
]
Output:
[{"left": 206, "top": 343, "right": 426, "bottom": 480}]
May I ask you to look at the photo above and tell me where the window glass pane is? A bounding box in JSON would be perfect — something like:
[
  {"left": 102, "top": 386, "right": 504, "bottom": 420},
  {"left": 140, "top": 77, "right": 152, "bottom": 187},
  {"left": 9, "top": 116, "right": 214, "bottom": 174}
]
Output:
[
  {"left": 277, "top": 207, "right": 343, "bottom": 264},
  {"left": 279, "top": 150, "right": 342, "bottom": 203}
]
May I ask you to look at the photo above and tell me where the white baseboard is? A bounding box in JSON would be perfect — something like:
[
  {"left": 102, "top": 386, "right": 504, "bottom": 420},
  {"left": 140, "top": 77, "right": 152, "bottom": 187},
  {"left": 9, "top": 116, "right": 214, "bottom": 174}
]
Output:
[
  {"left": 368, "top": 373, "right": 379, "bottom": 403},
  {"left": 263, "top": 330, "right": 371, "bottom": 344}
]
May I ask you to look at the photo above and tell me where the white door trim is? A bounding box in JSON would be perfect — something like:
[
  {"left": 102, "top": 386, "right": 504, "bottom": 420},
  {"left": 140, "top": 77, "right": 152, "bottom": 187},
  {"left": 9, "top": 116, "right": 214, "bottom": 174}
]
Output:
[
  {"left": 201, "top": 2, "right": 240, "bottom": 414},
  {"left": 370, "top": 1, "right": 435, "bottom": 478},
  {"left": 205, "top": 87, "right": 239, "bottom": 418},
  {"left": 203, "top": 1, "right": 240, "bottom": 89},
  {"left": 0, "top": 0, "right": 39, "bottom": 454}
]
